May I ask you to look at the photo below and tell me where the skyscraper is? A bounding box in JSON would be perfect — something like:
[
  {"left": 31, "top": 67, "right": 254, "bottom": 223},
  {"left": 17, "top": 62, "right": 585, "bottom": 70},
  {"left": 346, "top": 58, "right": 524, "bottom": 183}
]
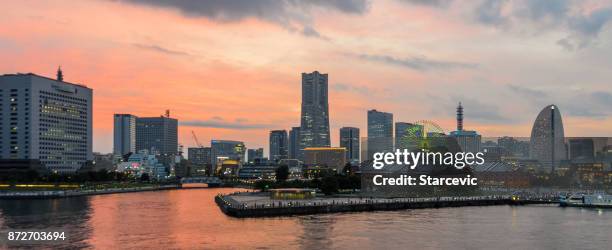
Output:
[
  {"left": 367, "top": 109, "right": 393, "bottom": 160},
  {"left": 247, "top": 148, "right": 264, "bottom": 163},
  {"left": 136, "top": 115, "right": 178, "bottom": 155},
  {"left": 188, "top": 147, "right": 211, "bottom": 165},
  {"left": 114, "top": 114, "right": 137, "bottom": 156},
  {"left": 299, "top": 71, "right": 330, "bottom": 159},
  {"left": 530, "top": 104, "right": 566, "bottom": 172},
  {"left": 395, "top": 122, "right": 413, "bottom": 150},
  {"left": 339, "top": 127, "right": 360, "bottom": 165},
  {"left": 0, "top": 71, "right": 93, "bottom": 173},
  {"left": 269, "top": 130, "right": 288, "bottom": 161},
  {"left": 288, "top": 127, "right": 300, "bottom": 159}
]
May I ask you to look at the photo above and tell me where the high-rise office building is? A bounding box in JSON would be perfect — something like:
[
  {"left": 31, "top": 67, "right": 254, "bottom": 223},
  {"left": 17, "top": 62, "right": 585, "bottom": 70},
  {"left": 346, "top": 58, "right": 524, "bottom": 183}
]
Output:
[
  {"left": 299, "top": 71, "right": 330, "bottom": 159},
  {"left": 135, "top": 116, "right": 178, "bottom": 156},
  {"left": 339, "top": 127, "right": 359, "bottom": 165},
  {"left": 395, "top": 122, "right": 414, "bottom": 150},
  {"left": 211, "top": 140, "right": 245, "bottom": 165},
  {"left": 530, "top": 104, "right": 566, "bottom": 172},
  {"left": 188, "top": 147, "right": 211, "bottom": 165},
  {"left": 247, "top": 148, "right": 264, "bottom": 163},
  {"left": 395, "top": 122, "right": 424, "bottom": 152},
  {"left": 113, "top": 114, "right": 137, "bottom": 156},
  {"left": 188, "top": 147, "right": 212, "bottom": 176},
  {"left": 269, "top": 130, "right": 288, "bottom": 161},
  {"left": 0, "top": 70, "right": 93, "bottom": 173},
  {"left": 367, "top": 109, "right": 393, "bottom": 160},
  {"left": 288, "top": 127, "right": 300, "bottom": 159}
]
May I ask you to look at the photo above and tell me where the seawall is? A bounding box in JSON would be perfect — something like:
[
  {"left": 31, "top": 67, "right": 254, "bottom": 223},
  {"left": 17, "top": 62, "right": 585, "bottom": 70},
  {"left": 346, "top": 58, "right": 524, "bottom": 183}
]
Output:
[
  {"left": 216, "top": 194, "right": 556, "bottom": 218},
  {"left": 0, "top": 185, "right": 180, "bottom": 199}
]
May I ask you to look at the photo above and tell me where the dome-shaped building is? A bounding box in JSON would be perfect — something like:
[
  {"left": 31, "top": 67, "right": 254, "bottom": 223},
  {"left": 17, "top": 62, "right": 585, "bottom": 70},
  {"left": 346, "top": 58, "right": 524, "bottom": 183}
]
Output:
[{"left": 529, "top": 105, "right": 566, "bottom": 172}]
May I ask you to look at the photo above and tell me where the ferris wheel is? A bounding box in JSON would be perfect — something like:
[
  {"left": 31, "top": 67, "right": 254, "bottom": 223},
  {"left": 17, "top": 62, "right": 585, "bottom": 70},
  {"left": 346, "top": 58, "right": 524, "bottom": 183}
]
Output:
[
  {"left": 397, "top": 120, "right": 446, "bottom": 150},
  {"left": 414, "top": 120, "right": 445, "bottom": 137}
]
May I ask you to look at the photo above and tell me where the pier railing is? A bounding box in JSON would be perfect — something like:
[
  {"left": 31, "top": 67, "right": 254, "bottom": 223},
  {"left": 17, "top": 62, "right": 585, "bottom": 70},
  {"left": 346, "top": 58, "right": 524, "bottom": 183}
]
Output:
[{"left": 215, "top": 192, "right": 559, "bottom": 217}]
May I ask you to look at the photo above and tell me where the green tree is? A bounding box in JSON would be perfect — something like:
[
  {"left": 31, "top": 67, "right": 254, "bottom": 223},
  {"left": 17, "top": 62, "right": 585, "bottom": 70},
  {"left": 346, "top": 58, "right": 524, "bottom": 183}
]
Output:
[
  {"left": 275, "top": 165, "right": 289, "bottom": 182},
  {"left": 320, "top": 176, "right": 339, "bottom": 195},
  {"left": 96, "top": 169, "right": 110, "bottom": 182},
  {"left": 349, "top": 175, "right": 361, "bottom": 190},
  {"left": 140, "top": 173, "right": 150, "bottom": 182},
  {"left": 342, "top": 163, "right": 352, "bottom": 175},
  {"left": 254, "top": 180, "right": 275, "bottom": 191}
]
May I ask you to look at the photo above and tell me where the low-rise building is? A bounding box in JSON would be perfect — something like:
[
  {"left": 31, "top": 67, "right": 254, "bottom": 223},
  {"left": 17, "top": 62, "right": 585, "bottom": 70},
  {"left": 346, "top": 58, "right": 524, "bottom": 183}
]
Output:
[
  {"left": 116, "top": 149, "right": 167, "bottom": 180},
  {"left": 303, "top": 147, "right": 346, "bottom": 174},
  {"left": 238, "top": 164, "right": 277, "bottom": 180}
]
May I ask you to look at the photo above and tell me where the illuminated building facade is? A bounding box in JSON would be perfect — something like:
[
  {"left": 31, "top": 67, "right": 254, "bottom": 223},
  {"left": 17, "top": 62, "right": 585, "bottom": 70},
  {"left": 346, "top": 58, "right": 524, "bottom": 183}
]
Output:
[
  {"left": 135, "top": 116, "right": 178, "bottom": 156},
  {"left": 188, "top": 147, "right": 211, "bottom": 165},
  {"left": 269, "top": 130, "right": 288, "bottom": 161},
  {"left": 339, "top": 127, "right": 360, "bottom": 165},
  {"left": 299, "top": 71, "right": 330, "bottom": 160},
  {"left": 529, "top": 104, "right": 566, "bottom": 172},
  {"left": 0, "top": 71, "right": 92, "bottom": 173},
  {"left": 211, "top": 140, "right": 245, "bottom": 165},
  {"left": 303, "top": 147, "right": 346, "bottom": 173},
  {"left": 116, "top": 149, "right": 167, "bottom": 180},
  {"left": 569, "top": 138, "right": 594, "bottom": 161},
  {"left": 288, "top": 127, "right": 300, "bottom": 159},
  {"left": 247, "top": 148, "right": 264, "bottom": 163},
  {"left": 367, "top": 109, "right": 393, "bottom": 160}
]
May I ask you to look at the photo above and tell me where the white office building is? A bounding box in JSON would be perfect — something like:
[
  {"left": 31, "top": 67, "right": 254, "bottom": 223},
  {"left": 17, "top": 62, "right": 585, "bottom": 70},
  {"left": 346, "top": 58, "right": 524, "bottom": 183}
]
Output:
[{"left": 0, "top": 70, "right": 93, "bottom": 173}]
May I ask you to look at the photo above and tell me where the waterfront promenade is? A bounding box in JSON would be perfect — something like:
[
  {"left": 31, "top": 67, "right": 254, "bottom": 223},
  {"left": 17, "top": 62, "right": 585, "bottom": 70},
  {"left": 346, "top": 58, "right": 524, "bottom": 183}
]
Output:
[
  {"left": 0, "top": 184, "right": 179, "bottom": 199},
  {"left": 216, "top": 191, "right": 558, "bottom": 218}
]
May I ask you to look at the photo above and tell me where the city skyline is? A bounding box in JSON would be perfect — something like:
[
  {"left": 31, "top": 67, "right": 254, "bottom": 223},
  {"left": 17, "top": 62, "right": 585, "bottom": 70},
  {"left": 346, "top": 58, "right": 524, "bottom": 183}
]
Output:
[{"left": 2, "top": 1, "right": 612, "bottom": 154}]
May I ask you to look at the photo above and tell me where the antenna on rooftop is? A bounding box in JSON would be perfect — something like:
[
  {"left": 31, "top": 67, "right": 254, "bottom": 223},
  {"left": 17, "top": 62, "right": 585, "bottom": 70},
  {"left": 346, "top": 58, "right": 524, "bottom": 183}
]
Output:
[{"left": 56, "top": 66, "right": 63, "bottom": 81}]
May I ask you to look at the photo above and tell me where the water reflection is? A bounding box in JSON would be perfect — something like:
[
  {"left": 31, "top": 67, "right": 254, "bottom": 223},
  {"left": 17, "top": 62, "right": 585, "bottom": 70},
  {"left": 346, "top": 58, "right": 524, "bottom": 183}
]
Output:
[
  {"left": 0, "top": 196, "right": 91, "bottom": 248},
  {"left": 298, "top": 215, "right": 336, "bottom": 250},
  {"left": 0, "top": 189, "right": 609, "bottom": 249}
]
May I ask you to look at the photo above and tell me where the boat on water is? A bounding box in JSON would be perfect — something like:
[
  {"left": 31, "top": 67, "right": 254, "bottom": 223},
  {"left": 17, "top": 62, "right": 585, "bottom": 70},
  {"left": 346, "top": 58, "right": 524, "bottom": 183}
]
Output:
[{"left": 559, "top": 193, "right": 612, "bottom": 208}]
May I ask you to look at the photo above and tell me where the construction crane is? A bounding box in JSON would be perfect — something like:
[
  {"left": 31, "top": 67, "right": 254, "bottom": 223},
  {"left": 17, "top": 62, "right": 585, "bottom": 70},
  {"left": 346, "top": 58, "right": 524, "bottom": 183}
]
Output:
[{"left": 191, "top": 131, "right": 204, "bottom": 148}]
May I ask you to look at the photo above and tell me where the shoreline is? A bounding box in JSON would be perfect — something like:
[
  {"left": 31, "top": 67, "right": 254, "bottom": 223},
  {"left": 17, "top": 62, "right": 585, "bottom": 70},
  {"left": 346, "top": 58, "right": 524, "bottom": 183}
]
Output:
[{"left": 0, "top": 184, "right": 181, "bottom": 199}]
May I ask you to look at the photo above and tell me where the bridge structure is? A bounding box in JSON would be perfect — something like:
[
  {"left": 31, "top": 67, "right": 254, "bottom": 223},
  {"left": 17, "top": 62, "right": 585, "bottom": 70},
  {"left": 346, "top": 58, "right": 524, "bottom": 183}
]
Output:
[{"left": 180, "top": 177, "right": 223, "bottom": 187}]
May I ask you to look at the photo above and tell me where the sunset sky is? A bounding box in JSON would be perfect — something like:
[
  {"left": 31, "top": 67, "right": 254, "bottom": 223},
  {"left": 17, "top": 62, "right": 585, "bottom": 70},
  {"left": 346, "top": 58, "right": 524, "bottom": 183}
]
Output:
[{"left": 1, "top": 0, "right": 612, "bottom": 155}]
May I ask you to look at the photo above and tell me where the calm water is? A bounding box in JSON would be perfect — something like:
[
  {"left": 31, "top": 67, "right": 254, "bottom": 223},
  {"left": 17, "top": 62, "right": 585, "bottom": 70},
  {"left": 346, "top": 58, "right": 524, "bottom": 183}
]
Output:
[{"left": 0, "top": 188, "right": 609, "bottom": 249}]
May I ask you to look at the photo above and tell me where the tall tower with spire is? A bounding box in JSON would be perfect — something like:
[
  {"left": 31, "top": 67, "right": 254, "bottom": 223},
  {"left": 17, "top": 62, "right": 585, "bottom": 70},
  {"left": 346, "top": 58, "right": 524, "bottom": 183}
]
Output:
[
  {"left": 56, "top": 66, "right": 63, "bottom": 81},
  {"left": 456, "top": 102, "right": 463, "bottom": 131},
  {"left": 450, "top": 101, "right": 480, "bottom": 153}
]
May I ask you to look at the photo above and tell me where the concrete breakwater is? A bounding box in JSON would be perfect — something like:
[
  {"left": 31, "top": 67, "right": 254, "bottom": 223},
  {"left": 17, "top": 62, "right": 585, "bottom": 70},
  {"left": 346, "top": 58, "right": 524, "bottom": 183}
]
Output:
[
  {"left": 216, "top": 192, "right": 556, "bottom": 218},
  {"left": 0, "top": 185, "right": 179, "bottom": 199}
]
